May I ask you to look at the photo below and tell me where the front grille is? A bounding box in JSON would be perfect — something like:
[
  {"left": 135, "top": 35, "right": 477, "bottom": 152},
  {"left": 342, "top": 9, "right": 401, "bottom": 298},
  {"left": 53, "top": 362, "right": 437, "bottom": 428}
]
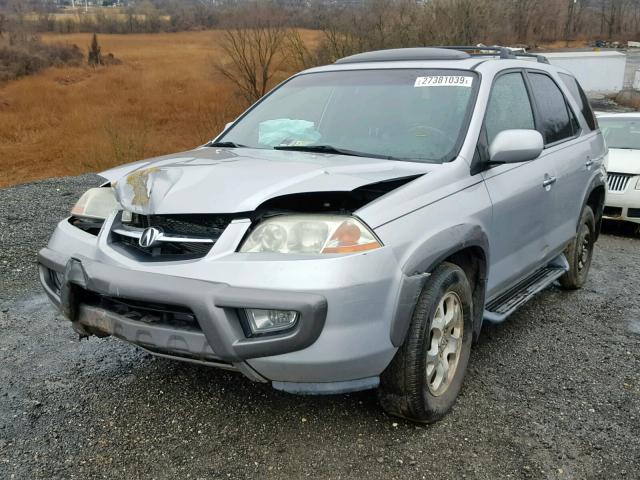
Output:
[
  {"left": 603, "top": 206, "right": 623, "bottom": 218},
  {"left": 607, "top": 173, "right": 632, "bottom": 193},
  {"left": 125, "top": 213, "right": 233, "bottom": 238},
  {"left": 113, "top": 232, "right": 213, "bottom": 258},
  {"left": 112, "top": 213, "right": 238, "bottom": 260},
  {"left": 82, "top": 289, "right": 201, "bottom": 332}
]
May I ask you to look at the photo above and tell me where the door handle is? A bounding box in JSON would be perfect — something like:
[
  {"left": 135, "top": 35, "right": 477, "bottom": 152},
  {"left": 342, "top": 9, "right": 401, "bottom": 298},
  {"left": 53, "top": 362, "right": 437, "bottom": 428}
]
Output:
[
  {"left": 585, "top": 157, "right": 594, "bottom": 168},
  {"left": 542, "top": 176, "right": 557, "bottom": 188}
]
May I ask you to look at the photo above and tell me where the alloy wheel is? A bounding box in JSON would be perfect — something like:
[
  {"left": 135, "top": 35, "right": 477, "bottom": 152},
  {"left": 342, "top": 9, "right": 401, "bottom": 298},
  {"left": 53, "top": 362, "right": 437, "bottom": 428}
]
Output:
[{"left": 426, "top": 291, "right": 464, "bottom": 397}]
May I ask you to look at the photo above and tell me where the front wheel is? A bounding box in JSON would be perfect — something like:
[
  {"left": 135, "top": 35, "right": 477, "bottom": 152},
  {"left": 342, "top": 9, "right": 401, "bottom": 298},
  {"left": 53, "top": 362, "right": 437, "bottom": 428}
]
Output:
[
  {"left": 559, "top": 205, "right": 595, "bottom": 290},
  {"left": 378, "top": 262, "right": 473, "bottom": 423}
]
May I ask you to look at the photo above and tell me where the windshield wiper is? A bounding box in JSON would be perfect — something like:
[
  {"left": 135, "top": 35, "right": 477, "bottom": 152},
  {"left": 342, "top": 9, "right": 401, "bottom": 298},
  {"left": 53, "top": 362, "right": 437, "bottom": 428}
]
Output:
[
  {"left": 274, "top": 144, "right": 400, "bottom": 160},
  {"left": 208, "top": 141, "right": 247, "bottom": 148}
]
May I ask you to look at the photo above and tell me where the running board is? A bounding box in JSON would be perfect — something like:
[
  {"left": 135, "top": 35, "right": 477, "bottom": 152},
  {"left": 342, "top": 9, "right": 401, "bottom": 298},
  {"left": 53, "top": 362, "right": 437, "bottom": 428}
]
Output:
[{"left": 483, "top": 255, "right": 569, "bottom": 324}]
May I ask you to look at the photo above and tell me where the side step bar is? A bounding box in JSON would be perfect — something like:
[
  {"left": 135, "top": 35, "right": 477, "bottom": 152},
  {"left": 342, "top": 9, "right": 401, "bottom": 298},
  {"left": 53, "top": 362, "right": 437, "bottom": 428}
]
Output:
[{"left": 483, "top": 255, "right": 569, "bottom": 324}]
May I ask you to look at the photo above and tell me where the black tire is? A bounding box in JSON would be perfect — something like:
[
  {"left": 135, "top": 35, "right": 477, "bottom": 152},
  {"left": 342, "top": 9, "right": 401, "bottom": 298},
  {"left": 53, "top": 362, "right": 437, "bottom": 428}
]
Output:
[
  {"left": 559, "top": 205, "right": 595, "bottom": 290},
  {"left": 378, "top": 262, "right": 473, "bottom": 423}
]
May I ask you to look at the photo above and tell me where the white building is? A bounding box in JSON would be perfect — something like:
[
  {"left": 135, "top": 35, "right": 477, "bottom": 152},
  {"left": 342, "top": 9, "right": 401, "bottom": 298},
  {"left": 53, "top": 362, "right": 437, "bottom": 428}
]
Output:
[{"left": 542, "top": 51, "right": 627, "bottom": 94}]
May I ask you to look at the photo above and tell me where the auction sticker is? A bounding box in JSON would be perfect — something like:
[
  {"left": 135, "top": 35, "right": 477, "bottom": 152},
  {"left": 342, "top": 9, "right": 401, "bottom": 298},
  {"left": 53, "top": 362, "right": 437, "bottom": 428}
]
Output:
[{"left": 414, "top": 76, "right": 473, "bottom": 87}]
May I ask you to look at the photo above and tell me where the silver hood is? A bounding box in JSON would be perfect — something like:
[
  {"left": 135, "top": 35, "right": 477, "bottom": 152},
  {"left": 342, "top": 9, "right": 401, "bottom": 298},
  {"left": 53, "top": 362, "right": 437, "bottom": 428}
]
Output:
[{"left": 101, "top": 147, "right": 432, "bottom": 214}]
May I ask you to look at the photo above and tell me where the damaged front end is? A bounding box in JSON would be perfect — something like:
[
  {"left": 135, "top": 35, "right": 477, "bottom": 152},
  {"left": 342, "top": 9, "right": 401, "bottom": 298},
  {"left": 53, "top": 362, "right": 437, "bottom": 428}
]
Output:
[
  {"left": 39, "top": 148, "right": 428, "bottom": 385},
  {"left": 70, "top": 150, "right": 429, "bottom": 261}
]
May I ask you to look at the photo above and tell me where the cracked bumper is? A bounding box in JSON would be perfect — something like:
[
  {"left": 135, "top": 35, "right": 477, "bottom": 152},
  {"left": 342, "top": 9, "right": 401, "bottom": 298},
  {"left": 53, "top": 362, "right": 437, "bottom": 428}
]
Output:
[
  {"left": 37, "top": 219, "right": 404, "bottom": 389},
  {"left": 39, "top": 247, "right": 326, "bottom": 365}
]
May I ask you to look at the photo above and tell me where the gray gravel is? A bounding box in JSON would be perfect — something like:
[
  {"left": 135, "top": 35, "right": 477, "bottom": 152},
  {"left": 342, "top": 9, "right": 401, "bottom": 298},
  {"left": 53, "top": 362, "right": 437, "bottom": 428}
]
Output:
[{"left": 1, "top": 175, "right": 639, "bottom": 480}]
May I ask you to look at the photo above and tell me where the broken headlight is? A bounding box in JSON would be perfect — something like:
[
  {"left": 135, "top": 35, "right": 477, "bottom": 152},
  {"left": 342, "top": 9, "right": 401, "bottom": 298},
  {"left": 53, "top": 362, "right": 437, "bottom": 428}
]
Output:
[
  {"left": 71, "top": 187, "right": 120, "bottom": 220},
  {"left": 239, "top": 215, "right": 382, "bottom": 254}
]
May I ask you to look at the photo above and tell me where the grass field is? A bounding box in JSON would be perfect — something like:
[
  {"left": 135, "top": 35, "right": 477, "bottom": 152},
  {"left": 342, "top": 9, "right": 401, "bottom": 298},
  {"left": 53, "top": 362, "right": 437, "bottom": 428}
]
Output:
[
  {"left": 0, "top": 31, "right": 317, "bottom": 187},
  {"left": 24, "top": 7, "right": 168, "bottom": 22}
]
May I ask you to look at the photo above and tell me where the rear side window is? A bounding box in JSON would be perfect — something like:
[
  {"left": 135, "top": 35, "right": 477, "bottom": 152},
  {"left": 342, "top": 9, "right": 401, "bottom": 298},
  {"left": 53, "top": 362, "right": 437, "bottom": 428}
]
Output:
[
  {"left": 559, "top": 73, "right": 598, "bottom": 131},
  {"left": 485, "top": 72, "right": 535, "bottom": 144},
  {"left": 528, "top": 72, "right": 575, "bottom": 144}
]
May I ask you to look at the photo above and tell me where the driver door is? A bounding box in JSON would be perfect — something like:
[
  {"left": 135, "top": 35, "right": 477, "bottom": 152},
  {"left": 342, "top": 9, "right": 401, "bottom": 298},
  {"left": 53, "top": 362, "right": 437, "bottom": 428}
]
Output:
[{"left": 481, "top": 71, "right": 558, "bottom": 298}]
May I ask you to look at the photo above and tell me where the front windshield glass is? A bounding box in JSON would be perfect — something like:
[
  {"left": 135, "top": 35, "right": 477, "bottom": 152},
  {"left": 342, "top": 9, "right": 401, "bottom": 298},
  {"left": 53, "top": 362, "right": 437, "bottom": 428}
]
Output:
[
  {"left": 219, "top": 69, "right": 478, "bottom": 163},
  {"left": 599, "top": 117, "right": 640, "bottom": 150}
]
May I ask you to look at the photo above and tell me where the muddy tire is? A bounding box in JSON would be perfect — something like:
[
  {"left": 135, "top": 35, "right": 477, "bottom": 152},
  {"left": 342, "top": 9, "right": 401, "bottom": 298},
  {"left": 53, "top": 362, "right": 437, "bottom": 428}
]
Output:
[
  {"left": 559, "top": 206, "right": 595, "bottom": 290},
  {"left": 378, "top": 262, "right": 473, "bottom": 424}
]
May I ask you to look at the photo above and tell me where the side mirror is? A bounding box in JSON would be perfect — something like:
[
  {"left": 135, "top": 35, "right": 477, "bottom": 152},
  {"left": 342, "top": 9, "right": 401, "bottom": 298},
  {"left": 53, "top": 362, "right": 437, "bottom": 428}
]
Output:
[{"left": 489, "top": 129, "right": 544, "bottom": 164}]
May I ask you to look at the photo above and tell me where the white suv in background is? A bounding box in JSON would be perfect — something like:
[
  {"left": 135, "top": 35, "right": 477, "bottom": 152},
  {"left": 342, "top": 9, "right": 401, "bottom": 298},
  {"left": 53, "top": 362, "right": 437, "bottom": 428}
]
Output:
[{"left": 598, "top": 113, "right": 640, "bottom": 226}]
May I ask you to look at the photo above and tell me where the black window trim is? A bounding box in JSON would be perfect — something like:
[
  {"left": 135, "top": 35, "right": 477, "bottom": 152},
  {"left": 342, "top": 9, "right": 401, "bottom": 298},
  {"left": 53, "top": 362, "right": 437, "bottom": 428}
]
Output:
[
  {"left": 558, "top": 72, "right": 598, "bottom": 132},
  {"left": 523, "top": 68, "right": 582, "bottom": 149},
  {"left": 471, "top": 67, "right": 538, "bottom": 173}
]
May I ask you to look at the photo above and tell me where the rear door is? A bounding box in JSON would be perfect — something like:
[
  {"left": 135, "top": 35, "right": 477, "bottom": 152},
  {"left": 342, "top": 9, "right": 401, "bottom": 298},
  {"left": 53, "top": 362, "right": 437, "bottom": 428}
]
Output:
[
  {"left": 525, "top": 70, "right": 590, "bottom": 252},
  {"left": 481, "top": 70, "right": 558, "bottom": 297}
]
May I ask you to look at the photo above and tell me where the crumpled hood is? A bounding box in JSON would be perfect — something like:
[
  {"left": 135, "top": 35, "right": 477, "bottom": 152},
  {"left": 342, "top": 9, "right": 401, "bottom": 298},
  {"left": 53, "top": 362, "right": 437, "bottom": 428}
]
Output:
[
  {"left": 607, "top": 148, "right": 640, "bottom": 175},
  {"left": 102, "top": 147, "right": 432, "bottom": 214}
]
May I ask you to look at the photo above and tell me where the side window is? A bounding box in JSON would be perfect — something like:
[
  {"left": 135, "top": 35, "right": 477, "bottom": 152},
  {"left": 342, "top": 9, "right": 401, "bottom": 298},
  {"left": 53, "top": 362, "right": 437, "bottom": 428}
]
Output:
[
  {"left": 559, "top": 73, "right": 598, "bottom": 131},
  {"left": 485, "top": 72, "right": 535, "bottom": 144},
  {"left": 528, "top": 72, "right": 574, "bottom": 144}
]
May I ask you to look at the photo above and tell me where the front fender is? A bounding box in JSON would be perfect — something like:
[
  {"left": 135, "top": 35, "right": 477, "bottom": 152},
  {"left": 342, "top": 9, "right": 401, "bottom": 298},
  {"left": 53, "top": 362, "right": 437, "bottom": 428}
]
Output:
[
  {"left": 401, "top": 223, "right": 490, "bottom": 276},
  {"left": 389, "top": 223, "right": 490, "bottom": 347}
]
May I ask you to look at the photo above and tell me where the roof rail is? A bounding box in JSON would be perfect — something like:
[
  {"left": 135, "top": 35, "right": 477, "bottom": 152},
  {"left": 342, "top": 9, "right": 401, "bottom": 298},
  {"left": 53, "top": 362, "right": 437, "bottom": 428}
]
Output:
[
  {"left": 334, "top": 47, "right": 470, "bottom": 64},
  {"left": 439, "top": 46, "right": 550, "bottom": 64}
]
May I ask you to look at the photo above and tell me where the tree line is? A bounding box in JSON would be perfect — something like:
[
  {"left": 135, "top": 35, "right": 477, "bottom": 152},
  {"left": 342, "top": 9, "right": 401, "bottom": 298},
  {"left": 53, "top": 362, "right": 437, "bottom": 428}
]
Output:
[
  {"left": 1, "top": 0, "right": 639, "bottom": 42},
  {"left": 209, "top": 0, "right": 640, "bottom": 104}
]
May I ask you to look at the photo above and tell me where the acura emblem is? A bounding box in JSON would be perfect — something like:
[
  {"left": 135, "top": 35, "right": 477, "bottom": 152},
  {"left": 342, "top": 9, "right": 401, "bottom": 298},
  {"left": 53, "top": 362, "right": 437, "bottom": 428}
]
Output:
[{"left": 139, "top": 227, "right": 162, "bottom": 248}]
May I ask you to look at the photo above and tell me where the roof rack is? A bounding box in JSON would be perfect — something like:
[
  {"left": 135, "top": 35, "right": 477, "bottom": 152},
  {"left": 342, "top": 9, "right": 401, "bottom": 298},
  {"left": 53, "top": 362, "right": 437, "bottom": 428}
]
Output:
[
  {"left": 439, "top": 46, "right": 550, "bottom": 64},
  {"left": 333, "top": 46, "right": 550, "bottom": 65}
]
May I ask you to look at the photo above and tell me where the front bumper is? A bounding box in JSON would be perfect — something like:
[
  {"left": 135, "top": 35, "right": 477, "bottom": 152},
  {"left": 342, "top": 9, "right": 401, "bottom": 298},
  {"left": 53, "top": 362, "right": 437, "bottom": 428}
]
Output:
[
  {"left": 38, "top": 215, "right": 406, "bottom": 390},
  {"left": 40, "top": 248, "right": 327, "bottom": 362},
  {"left": 604, "top": 187, "right": 640, "bottom": 224}
]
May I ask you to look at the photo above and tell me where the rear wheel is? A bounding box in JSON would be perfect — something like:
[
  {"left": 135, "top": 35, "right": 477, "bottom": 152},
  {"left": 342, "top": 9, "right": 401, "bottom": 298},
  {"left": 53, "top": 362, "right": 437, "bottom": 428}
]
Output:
[
  {"left": 378, "top": 262, "right": 473, "bottom": 423},
  {"left": 559, "top": 206, "right": 595, "bottom": 290}
]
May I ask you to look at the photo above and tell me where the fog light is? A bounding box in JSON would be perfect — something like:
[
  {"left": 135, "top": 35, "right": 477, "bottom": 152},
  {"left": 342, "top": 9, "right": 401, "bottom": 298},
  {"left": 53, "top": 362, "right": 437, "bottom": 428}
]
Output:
[{"left": 245, "top": 309, "right": 298, "bottom": 334}]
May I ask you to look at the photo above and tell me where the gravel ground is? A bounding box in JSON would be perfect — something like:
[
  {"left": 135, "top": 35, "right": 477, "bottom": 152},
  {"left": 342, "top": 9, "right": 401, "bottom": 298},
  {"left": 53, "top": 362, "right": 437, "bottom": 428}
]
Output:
[{"left": 1, "top": 174, "right": 639, "bottom": 480}]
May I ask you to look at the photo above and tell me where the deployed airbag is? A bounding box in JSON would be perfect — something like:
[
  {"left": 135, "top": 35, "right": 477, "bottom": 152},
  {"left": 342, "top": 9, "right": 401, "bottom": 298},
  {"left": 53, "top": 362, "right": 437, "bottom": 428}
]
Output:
[{"left": 259, "top": 118, "right": 321, "bottom": 147}]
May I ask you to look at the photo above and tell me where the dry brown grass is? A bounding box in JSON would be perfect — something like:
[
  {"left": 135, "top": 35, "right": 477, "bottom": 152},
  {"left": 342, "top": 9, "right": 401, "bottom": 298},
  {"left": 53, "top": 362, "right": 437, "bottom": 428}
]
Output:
[{"left": 0, "top": 30, "right": 320, "bottom": 187}]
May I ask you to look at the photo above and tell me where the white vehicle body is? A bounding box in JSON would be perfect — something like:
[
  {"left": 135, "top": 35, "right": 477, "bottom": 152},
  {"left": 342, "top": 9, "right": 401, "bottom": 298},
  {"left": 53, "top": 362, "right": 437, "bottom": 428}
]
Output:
[{"left": 598, "top": 113, "right": 640, "bottom": 224}]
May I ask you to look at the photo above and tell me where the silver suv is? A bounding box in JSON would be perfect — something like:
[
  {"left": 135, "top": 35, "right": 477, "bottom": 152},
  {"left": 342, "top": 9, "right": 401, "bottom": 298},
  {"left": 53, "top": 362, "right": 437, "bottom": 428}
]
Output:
[{"left": 39, "top": 47, "right": 607, "bottom": 423}]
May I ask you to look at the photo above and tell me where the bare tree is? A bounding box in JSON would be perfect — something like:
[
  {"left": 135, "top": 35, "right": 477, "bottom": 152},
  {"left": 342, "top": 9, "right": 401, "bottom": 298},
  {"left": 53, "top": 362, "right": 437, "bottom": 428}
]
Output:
[
  {"left": 88, "top": 32, "right": 102, "bottom": 66},
  {"left": 285, "top": 28, "right": 319, "bottom": 70},
  {"left": 564, "top": 0, "right": 587, "bottom": 42},
  {"left": 215, "top": 7, "right": 288, "bottom": 103},
  {"left": 599, "top": 0, "right": 629, "bottom": 38}
]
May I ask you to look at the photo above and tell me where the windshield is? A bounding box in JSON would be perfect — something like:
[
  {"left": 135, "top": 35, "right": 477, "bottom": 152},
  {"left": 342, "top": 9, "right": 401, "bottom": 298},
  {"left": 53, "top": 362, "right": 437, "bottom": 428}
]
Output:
[
  {"left": 599, "top": 117, "right": 640, "bottom": 150},
  {"left": 218, "top": 69, "right": 478, "bottom": 163}
]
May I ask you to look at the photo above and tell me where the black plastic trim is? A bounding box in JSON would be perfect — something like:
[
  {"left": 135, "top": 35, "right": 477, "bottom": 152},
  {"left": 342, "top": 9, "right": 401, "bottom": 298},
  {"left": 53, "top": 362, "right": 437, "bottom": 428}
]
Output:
[{"left": 38, "top": 248, "right": 328, "bottom": 362}]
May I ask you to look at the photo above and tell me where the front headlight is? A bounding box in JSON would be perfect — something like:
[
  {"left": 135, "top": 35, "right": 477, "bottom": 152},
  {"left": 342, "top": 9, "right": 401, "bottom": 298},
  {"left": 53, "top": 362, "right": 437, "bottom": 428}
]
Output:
[
  {"left": 239, "top": 215, "right": 382, "bottom": 254},
  {"left": 70, "top": 187, "right": 119, "bottom": 219}
]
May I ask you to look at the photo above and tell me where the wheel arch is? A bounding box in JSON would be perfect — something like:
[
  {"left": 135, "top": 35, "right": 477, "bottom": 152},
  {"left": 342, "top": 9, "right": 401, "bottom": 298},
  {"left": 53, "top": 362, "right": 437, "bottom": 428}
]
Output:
[
  {"left": 390, "top": 224, "right": 490, "bottom": 347},
  {"left": 584, "top": 184, "right": 605, "bottom": 240}
]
